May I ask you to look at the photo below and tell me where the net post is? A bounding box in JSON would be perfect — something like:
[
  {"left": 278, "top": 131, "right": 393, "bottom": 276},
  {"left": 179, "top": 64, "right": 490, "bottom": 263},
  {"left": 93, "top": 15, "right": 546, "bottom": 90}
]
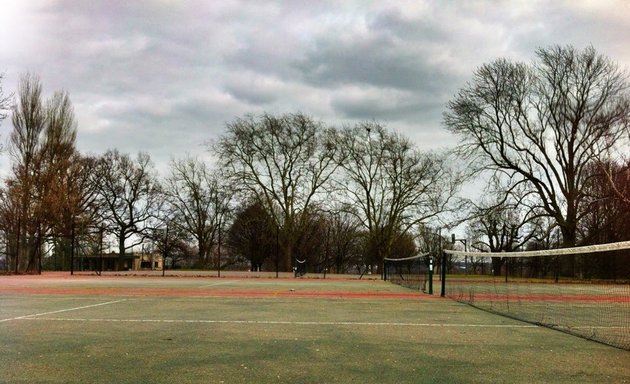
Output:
[
  {"left": 428, "top": 257, "right": 433, "bottom": 295},
  {"left": 440, "top": 251, "right": 446, "bottom": 297}
]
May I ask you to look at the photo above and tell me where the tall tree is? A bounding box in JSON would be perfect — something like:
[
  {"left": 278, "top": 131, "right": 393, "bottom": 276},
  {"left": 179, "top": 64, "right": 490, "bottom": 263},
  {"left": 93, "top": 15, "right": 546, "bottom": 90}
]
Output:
[
  {"left": 9, "top": 74, "right": 46, "bottom": 271},
  {"left": 164, "top": 156, "right": 229, "bottom": 268},
  {"left": 324, "top": 208, "right": 362, "bottom": 274},
  {"left": 333, "top": 122, "right": 458, "bottom": 269},
  {"left": 445, "top": 45, "right": 630, "bottom": 247},
  {"left": 45, "top": 154, "right": 101, "bottom": 270},
  {"left": 6, "top": 73, "right": 80, "bottom": 272},
  {"left": 215, "top": 112, "right": 339, "bottom": 271},
  {"left": 7, "top": 73, "right": 46, "bottom": 272},
  {"left": 38, "top": 92, "right": 80, "bottom": 260},
  {"left": 226, "top": 201, "right": 276, "bottom": 271},
  {"left": 95, "top": 150, "right": 161, "bottom": 270}
]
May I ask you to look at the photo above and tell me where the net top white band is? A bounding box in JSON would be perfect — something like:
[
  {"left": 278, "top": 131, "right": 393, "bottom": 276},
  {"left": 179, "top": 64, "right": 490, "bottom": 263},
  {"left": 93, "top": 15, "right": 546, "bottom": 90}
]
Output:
[
  {"left": 443, "top": 240, "right": 630, "bottom": 258},
  {"left": 383, "top": 252, "right": 430, "bottom": 262}
]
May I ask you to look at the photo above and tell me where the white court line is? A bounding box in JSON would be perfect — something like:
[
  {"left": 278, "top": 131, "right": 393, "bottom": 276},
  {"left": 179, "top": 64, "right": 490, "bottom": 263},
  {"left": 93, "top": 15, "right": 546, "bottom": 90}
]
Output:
[
  {"left": 566, "top": 326, "right": 628, "bottom": 330},
  {"left": 0, "top": 299, "right": 127, "bottom": 323},
  {"left": 16, "top": 317, "right": 539, "bottom": 328},
  {"left": 197, "top": 281, "right": 234, "bottom": 288}
]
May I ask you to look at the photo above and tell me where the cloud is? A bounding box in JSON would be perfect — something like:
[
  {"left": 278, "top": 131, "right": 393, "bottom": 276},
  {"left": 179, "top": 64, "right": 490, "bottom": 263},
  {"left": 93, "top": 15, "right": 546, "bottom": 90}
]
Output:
[
  {"left": 294, "top": 8, "right": 450, "bottom": 92},
  {"left": 328, "top": 85, "right": 437, "bottom": 122},
  {"left": 0, "top": 0, "right": 627, "bottom": 176},
  {"left": 223, "top": 73, "right": 280, "bottom": 105}
]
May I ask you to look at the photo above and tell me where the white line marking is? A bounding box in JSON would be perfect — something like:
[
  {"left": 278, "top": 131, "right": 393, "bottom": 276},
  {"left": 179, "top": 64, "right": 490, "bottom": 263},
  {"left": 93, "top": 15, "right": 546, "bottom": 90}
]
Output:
[
  {"left": 197, "top": 281, "right": 234, "bottom": 288},
  {"left": 566, "top": 326, "right": 628, "bottom": 330},
  {"left": 0, "top": 299, "right": 127, "bottom": 323},
  {"left": 15, "top": 317, "right": 539, "bottom": 328}
]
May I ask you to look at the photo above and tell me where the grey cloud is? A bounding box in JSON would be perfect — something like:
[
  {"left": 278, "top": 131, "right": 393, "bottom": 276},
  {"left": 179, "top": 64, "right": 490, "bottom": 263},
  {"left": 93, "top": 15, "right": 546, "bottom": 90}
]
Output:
[
  {"left": 367, "top": 7, "right": 451, "bottom": 46},
  {"left": 329, "top": 86, "right": 442, "bottom": 123},
  {"left": 331, "top": 97, "right": 437, "bottom": 123},
  {"left": 0, "top": 0, "right": 628, "bottom": 177},
  {"left": 295, "top": 32, "right": 450, "bottom": 93},
  {"left": 223, "top": 82, "right": 277, "bottom": 105},
  {"left": 289, "top": 6, "right": 464, "bottom": 123}
]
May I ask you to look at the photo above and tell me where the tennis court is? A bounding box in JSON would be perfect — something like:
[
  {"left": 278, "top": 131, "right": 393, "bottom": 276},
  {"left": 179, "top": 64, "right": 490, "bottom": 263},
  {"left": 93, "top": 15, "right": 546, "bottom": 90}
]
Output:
[{"left": 0, "top": 273, "right": 628, "bottom": 383}]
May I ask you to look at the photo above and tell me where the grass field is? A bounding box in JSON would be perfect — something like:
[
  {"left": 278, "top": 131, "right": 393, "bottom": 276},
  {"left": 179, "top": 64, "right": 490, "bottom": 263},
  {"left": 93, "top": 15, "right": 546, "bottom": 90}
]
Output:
[{"left": 0, "top": 272, "right": 628, "bottom": 383}]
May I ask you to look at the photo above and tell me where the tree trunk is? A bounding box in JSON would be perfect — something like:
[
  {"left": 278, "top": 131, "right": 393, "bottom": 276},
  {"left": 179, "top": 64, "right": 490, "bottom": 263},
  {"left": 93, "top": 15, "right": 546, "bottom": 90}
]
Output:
[
  {"left": 118, "top": 233, "right": 126, "bottom": 271},
  {"left": 26, "top": 235, "right": 39, "bottom": 273},
  {"left": 282, "top": 243, "right": 293, "bottom": 272},
  {"left": 198, "top": 242, "right": 207, "bottom": 268},
  {"left": 491, "top": 257, "right": 504, "bottom": 276}
]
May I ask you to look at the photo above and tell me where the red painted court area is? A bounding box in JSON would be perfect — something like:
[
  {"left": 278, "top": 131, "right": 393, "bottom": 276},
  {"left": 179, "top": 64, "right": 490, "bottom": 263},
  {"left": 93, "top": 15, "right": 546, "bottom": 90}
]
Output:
[
  {"left": 0, "top": 286, "right": 429, "bottom": 299},
  {"left": 0, "top": 273, "right": 430, "bottom": 300}
]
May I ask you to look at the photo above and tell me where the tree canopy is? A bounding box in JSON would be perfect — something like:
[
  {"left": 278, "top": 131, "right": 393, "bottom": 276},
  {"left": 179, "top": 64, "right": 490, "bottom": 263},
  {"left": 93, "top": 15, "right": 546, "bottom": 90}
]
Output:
[{"left": 445, "top": 45, "right": 630, "bottom": 247}]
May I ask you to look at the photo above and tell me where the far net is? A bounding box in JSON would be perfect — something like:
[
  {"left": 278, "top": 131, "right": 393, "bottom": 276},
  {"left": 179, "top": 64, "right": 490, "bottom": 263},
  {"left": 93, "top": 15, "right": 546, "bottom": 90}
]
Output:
[
  {"left": 294, "top": 258, "right": 306, "bottom": 277},
  {"left": 383, "top": 253, "right": 431, "bottom": 292},
  {"left": 443, "top": 241, "right": 630, "bottom": 350}
]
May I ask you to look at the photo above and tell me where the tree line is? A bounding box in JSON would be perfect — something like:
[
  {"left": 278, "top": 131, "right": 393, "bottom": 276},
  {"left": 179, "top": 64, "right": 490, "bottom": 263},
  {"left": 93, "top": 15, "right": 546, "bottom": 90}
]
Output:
[
  {"left": 0, "top": 75, "right": 458, "bottom": 274},
  {"left": 0, "top": 45, "right": 628, "bottom": 276}
]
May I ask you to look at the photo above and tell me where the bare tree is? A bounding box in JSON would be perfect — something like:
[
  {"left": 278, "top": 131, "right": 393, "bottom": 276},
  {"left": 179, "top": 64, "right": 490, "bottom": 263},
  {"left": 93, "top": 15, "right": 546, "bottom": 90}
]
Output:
[
  {"left": 215, "top": 112, "right": 339, "bottom": 271},
  {"left": 8, "top": 74, "right": 46, "bottom": 272},
  {"left": 10, "top": 74, "right": 46, "bottom": 172},
  {"left": 466, "top": 195, "right": 542, "bottom": 275},
  {"left": 145, "top": 219, "right": 195, "bottom": 270},
  {"left": 6, "top": 73, "right": 82, "bottom": 273},
  {"left": 325, "top": 207, "right": 362, "bottom": 274},
  {"left": 37, "top": 92, "right": 85, "bottom": 268},
  {"left": 0, "top": 73, "right": 11, "bottom": 271},
  {"left": 45, "top": 154, "right": 101, "bottom": 270},
  {"left": 0, "top": 181, "right": 22, "bottom": 272},
  {"left": 580, "top": 161, "right": 630, "bottom": 244},
  {"left": 226, "top": 201, "right": 276, "bottom": 271},
  {"left": 95, "top": 150, "right": 161, "bottom": 270},
  {"left": 293, "top": 208, "right": 328, "bottom": 273},
  {"left": 445, "top": 45, "right": 630, "bottom": 247},
  {"left": 333, "top": 122, "right": 459, "bottom": 270},
  {"left": 164, "top": 156, "right": 230, "bottom": 268}
]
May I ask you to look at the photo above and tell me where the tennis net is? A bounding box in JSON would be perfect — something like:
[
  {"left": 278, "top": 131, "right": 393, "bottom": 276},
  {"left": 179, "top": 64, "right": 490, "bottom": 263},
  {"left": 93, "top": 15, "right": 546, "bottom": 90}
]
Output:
[
  {"left": 383, "top": 253, "right": 431, "bottom": 292},
  {"left": 294, "top": 258, "right": 306, "bottom": 277},
  {"left": 443, "top": 241, "right": 630, "bottom": 350}
]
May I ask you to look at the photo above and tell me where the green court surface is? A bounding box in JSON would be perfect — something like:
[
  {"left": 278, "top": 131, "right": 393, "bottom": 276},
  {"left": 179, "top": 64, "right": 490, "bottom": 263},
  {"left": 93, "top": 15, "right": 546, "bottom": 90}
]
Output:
[{"left": 0, "top": 274, "right": 628, "bottom": 383}]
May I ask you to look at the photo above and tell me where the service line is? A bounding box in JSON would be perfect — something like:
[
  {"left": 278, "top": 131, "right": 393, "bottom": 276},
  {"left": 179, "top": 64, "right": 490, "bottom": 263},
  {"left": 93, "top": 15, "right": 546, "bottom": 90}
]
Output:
[
  {"left": 0, "top": 299, "right": 127, "bottom": 323},
  {"left": 197, "top": 280, "right": 234, "bottom": 288}
]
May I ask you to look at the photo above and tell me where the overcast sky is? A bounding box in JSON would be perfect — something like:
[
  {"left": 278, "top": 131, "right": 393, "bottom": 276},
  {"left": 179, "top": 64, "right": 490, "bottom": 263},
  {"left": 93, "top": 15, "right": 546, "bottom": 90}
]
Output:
[{"left": 0, "top": 0, "right": 628, "bottom": 175}]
